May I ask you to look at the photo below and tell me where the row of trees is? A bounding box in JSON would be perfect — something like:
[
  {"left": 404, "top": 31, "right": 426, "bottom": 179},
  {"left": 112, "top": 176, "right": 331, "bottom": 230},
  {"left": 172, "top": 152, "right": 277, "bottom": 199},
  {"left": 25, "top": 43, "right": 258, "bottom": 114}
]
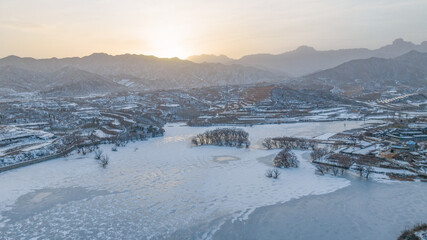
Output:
[
  {"left": 353, "top": 165, "right": 374, "bottom": 178},
  {"left": 263, "top": 137, "right": 317, "bottom": 150},
  {"left": 315, "top": 163, "right": 374, "bottom": 178},
  {"left": 191, "top": 128, "right": 250, "bottom": 148},
  {"left": 310, "top": 148, "right": 375, "bottom": 179},
  {"left": 315, "top": 164, "right": 346, "bottom": 176},
  {"left": 310, "top": 148, "right": 329, "bottom": 161}
]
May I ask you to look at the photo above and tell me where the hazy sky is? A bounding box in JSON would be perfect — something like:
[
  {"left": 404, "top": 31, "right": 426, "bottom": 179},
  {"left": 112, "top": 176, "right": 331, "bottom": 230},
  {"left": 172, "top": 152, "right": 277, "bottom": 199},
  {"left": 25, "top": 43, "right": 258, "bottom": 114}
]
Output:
[{"left": 1, "top": 0, "right": 427, "bottom": 59}]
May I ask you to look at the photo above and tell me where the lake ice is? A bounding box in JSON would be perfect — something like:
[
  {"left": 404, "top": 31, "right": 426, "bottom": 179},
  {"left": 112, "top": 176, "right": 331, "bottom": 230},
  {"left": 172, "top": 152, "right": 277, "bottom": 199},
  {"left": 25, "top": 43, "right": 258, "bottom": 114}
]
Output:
[{"left": 0, "top": 121, "right": 386, "bottom": 239}]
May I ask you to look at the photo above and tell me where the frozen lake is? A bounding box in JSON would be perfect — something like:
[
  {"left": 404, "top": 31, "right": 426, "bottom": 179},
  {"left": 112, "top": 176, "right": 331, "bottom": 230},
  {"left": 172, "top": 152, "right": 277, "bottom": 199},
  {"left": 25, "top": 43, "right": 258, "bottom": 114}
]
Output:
[
  {"left": 213, "top": 180, "right": 427, "bottom": 240},
  {"left": 0, "top": 120, "right": 421, "bottom": 239}
]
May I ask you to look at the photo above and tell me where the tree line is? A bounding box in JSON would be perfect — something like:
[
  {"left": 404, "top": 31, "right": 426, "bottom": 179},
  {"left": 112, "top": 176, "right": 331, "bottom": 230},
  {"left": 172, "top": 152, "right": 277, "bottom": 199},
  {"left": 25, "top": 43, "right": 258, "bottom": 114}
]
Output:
[{"left": 192, "top": 128, "right": 250, "bottom": 148}]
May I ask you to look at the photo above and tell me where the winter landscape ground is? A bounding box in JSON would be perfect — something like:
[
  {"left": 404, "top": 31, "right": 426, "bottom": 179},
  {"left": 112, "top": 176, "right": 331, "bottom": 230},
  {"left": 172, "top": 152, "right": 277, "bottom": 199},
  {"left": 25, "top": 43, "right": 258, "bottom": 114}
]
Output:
[
  {"left": 2, "top": 1, "right": 427, "bottom": 239},
  {"left": 0, "top": 121, "right": 406, "bottom": 239},
  {"left": 1, "top": 50, "right": 426, "bottom": 239}
]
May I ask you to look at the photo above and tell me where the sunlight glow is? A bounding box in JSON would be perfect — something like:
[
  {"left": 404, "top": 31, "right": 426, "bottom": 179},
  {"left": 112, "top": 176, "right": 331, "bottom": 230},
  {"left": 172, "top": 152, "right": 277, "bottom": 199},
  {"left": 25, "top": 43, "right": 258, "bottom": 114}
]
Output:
[{"left": 145, "top": 22, "right": 192, "bottom": 59}]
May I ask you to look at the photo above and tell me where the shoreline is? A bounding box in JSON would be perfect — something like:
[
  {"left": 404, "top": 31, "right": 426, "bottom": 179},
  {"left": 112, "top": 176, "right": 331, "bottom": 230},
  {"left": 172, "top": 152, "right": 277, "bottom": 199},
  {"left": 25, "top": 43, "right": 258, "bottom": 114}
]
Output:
[{"left": 0, "top": 119, "right": 380, "bottom": 173}]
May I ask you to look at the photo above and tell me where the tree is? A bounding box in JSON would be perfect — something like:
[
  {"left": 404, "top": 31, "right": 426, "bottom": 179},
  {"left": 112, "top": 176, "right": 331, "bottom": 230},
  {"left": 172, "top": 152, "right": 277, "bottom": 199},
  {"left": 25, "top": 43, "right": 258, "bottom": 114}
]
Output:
[
  {"left": 310, "top": 148, "right": 329, "bottom": 161},
  {"left": 100, "top": 154, "right": 109, "bottom": 168},
  {"left": 94, "top": 149, "right": 103, "bottom": 160},
  {"left": 363, "top": 166, "right": 374, "bottom": 179},
  {"left": 263, "top": 138, "right": 274, "bottom": 150},
  {"left": 272, "top": 168, "right": 281, "bottom": 179},
  {"left": 316, "top": 164, "right": 329, "bottom": 175},
  {"left": 331, "top": 166, "right": 339, "bottom": 176},
  {"left": 353, "top": 165, "right": 364, "bottom": 177},
  {"left": 265, "top": 168, "right": 281, "bottom": 179},
  {"left": 265, "top": 169, "right": 273, "bottom": 178},
  {"left": 273, "top": 149, "right": 299, "bottom": 168}
]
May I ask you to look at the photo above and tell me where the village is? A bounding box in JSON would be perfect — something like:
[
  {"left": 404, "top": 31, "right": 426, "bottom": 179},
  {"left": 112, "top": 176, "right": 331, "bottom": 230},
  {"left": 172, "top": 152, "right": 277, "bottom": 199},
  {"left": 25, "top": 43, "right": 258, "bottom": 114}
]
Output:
[
  {"left": 0, "top": 84, "right": 426, "bottom": 174},
  {"left": 307, "top": 119, "right": 427, "bottom": 181}
]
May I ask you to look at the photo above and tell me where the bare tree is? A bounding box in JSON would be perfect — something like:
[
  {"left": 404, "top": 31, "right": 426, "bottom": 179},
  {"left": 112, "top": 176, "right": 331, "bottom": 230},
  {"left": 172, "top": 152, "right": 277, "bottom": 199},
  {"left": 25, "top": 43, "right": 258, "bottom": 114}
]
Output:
[
  {"left": 80, "top": 147, "right": 87, "bottom": 155},
  {"left": 273, "top": 149, "right": 299, "bottom": 168},
  {"left": 331, "top": 166, "right": 340, "bottom": 176},
  {"left": 94, "top": 149, "right": 103, "bottom": 160},
  {"left": 265, "top": 168, "right": 281, "bottom": 179},
  {"left": 262, "top": 138, "right": 274, "bottom": 150},
  {"left": 316, "top": 164, "right": 329, "bottom": 175},
  {"left": 100, "top": 154, "right": 109, "bottom": 168},
  {"left": 272, "top": 168, "right": 281, "bottom": 179},
  {"left": 354, "top": 165, "right": 364, "bottom": 177},
  {"left": 265, "top": 169, "right": 273, "bottom": 178},
  {"left": 364, "top": 166, "right": 374, "bottom": 179},
  {"left": 310, "top": 148, "right": 329, "bottom": 161}
]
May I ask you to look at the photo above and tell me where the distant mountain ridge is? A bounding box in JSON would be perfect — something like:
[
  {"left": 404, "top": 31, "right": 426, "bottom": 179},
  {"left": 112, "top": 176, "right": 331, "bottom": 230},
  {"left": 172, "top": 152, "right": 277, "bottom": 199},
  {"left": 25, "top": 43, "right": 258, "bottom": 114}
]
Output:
[
  {"left": 0, "top": 65, "right": 125, "bottom": 96},
  {"left": 0, "top": 53, "right": 282, "bottom": 96},
  {"left": 298, "top": 50, "right": 427, "bottom": 96},
  {"left": 2, "top": 38, "right": 426, "bottom": 97},
  {"left": 187, "top": 38, "right": 427, "bottom": 77},
  {"left": 187, "top": 54, "right": 233, "bottom": 65}
]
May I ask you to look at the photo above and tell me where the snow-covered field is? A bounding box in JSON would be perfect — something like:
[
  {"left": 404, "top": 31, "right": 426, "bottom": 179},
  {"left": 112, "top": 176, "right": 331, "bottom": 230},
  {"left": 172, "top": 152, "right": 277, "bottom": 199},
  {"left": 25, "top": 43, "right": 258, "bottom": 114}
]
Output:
[{"left": 0, "top": 121, "right": 374, "bottom": 239}]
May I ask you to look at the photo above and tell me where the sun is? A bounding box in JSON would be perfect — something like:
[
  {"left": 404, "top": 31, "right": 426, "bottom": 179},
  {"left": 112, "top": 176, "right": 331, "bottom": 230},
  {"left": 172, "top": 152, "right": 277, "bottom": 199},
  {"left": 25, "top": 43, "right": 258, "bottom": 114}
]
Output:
[
  {"left": 152, "top": 38, "right": 190, "bottom": 59},
  {"left": 145, "top": 23, "right": 192, "bottom": 59}
]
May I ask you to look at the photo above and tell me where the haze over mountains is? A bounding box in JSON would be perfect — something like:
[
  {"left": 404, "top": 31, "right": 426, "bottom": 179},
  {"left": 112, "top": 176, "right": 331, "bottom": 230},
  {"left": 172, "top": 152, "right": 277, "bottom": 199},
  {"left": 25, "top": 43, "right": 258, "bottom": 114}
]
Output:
[
  {"left": 0, "top": 54, "right": 280, "bottom": 96},
  {"left": 0, "top": 38, "right": 426, "bottom": 97},
  {"left": 188, "top": 39, "right": 427, "bottom": 77}
]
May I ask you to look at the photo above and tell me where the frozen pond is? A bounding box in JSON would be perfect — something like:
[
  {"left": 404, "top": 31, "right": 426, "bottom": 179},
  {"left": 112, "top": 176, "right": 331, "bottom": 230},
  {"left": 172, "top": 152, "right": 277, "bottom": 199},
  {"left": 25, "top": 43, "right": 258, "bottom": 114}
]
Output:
[{"left": 0, "top": 120, "right": 417, "bottom": 239}]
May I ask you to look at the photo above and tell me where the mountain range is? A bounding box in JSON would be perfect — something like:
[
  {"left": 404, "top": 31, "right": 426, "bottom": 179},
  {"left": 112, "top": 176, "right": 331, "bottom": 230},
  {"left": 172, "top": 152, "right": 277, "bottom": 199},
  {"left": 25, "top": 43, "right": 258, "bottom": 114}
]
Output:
[
  {"left": 0, "top": 54, "right": 281, "bottom": 96},
  {"left": 1, "top": 38, "right": 426, "bottom": 97},
  {"left": 188, "top": 38, "right": 427, "bottom": 77},
  {"left": 297, "top": 51, "right": 427, "bottom": 96}
]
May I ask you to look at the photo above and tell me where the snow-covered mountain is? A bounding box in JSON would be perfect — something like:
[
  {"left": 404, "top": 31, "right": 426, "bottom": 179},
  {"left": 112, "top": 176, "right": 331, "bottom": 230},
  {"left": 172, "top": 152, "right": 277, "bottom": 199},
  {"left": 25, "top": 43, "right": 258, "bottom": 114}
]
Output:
[
  {"left": 187, "top": 54, "right": 233, "bottom": 65},
  {"left": 188, "top": 38, "right": 427, "bottom": 77},
  {"left": 0, "top": 54, "right": 282, "bottom": 96},
  {"left": 0, "top": 65, "right": 48, "bottom": 92},
  {"left": 42, "top": 67, "right": 125, "bottom": 97},
  {"left": 298, "top": 51, "right": 427, "bottom": 95},
  {"left": 0, "top": 65, "right": 124, "bottom": 97}
]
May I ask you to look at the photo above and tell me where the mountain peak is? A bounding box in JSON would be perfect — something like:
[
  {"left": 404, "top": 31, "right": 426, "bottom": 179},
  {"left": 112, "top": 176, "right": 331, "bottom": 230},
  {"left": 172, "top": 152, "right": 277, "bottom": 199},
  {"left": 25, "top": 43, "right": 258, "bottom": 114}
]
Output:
[
  {"left": 294, "top": 45, "right": 316, "bottom": 53},
  {"left": 392, "top": 38, "right": 414, "bottom": 46},
  {"left": 3, "top": 55, "right": 21, "bottom": 60},
  {"left": 87, "top": 53, "right": 111, "bottom": 59}
]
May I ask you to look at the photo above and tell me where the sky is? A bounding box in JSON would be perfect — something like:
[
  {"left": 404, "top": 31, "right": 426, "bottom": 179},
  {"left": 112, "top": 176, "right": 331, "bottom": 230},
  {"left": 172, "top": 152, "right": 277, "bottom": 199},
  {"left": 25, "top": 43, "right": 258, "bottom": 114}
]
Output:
[{"left": 1, "top": 0, "right": 427, "bottom": 59}]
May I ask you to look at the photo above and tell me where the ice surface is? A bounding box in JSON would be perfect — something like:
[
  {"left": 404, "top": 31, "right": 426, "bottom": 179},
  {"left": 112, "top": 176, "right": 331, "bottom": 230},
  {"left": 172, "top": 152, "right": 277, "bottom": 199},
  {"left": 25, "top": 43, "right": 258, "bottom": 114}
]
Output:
[{"left": 0, "top": 121, "right": 373, "bottom": 239}]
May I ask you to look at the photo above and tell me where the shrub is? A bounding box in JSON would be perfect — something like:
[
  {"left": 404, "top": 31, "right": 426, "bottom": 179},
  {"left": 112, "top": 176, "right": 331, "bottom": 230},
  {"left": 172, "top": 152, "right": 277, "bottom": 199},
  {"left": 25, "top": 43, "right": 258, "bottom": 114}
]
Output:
[
  {"left": 265, "top": 168, "right": 281, "bottom": 179},
  {"left": 94, "top": 149, "right": 103, "bottom": 160},
  {"left": 265, "top": 169, "right": 273, "bottom": 178},
  {"left": 398, "top": 223, "right": 427, "bottom": 240},
  {"left": 99, "top": 154, "right": 109, "bottom": 168}
]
